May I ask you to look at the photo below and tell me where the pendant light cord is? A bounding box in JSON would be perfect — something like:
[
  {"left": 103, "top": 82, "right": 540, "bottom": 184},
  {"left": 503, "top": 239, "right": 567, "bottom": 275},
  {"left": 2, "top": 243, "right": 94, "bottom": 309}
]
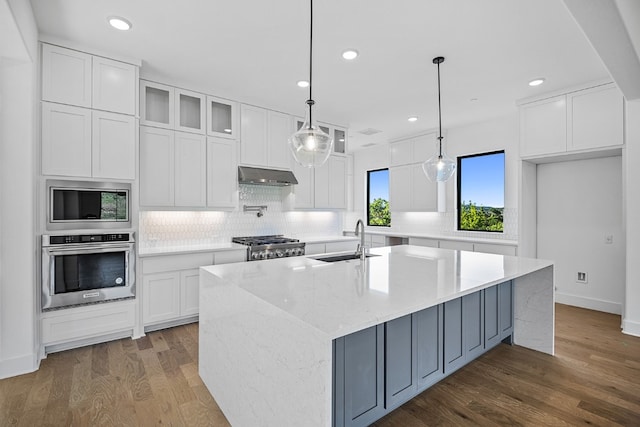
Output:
[
  {"left": 436, "top": 59, "right": 443, "bottom": 158},
  {"left": 307, "top": 0, "right": 314, "bottom": 128}
]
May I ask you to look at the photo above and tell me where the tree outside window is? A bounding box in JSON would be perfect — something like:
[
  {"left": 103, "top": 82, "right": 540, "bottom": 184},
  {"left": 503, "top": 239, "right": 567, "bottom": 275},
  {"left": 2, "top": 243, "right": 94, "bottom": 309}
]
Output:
[{"left": 367, "top": 169, "right": 390, "bottom": 227}]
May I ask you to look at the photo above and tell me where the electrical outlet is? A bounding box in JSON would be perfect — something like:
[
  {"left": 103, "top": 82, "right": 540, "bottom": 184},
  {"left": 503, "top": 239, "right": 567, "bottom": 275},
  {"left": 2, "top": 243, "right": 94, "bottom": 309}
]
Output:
[
  {"left": 577, "top": 272, "right": 588, "bottom": 283},
  {"left": 605, "top": 235, "right": 613, "bottom": 244}
]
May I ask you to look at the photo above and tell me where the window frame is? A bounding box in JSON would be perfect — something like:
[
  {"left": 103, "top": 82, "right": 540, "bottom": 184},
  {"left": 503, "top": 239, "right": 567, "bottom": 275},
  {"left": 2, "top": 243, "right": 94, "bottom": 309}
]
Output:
[
  {"left": 456, "top": 150, "right": 505, "bottom": 233},
  {"left": 366, "top": 168, "right": 391, "bottom": 227}
]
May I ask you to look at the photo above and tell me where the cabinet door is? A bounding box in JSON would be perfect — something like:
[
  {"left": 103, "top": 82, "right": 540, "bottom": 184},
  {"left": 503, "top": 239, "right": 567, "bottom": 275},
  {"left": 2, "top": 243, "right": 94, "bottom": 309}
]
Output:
[
  {"left": 41, "top": 102, "right": 92, "bottom": 177},
  {"left": 92, "top": 111, "right": 136, "bottom": 180},
  {"left": 328, "top": 156, "right": 347, "bottom": 209},
  {"left": 474, "top": 243, "right": 517, "bottom": 256},
  {"left": 463, "top": 291, "right": 485, "bottom": 360},
  {"left": 207, "top": 95, "right": 237, "bottom": 139},
  {"left": 499, "top": 281, "right": 514, "bottom": 340},
  {"left": 439, "top": 240, "right": 474, "bottom": 251},
  {"left": 415, "top": 305, "right": 444, "bottom": 390},
  {"left": 568, "top": 84, "right": 624, "bottom": 151},
  {"left": 336, "top": 325, "right": 385, "bottom": 427},
  {"left": 519, "top": 95, "right": 567, "bottom": 157},
  {"left": 174, "top": 132, "right": 207, "bottom": 207},
  {"left": 408, "top": 237, "right": 439, "bottom": 248},
  {"left": 180, "top": 269, "right": 200, "bottom": 317},
  {"left": 385, "top": 314, "right": 417, "bottom": 409},
  {"left": 314, "top": 159, "right": 330, "bottom": 208},
  {"left": 413, "top": 133, "right": 435, "bottom": 163},
  {"left": 389, "top": 139, "right": 413, "bottom": 166},
  {"left": 443, "top": 297, "right": 465, "bottom": 374},
  {"left": 41, "top": 44, "right": 92, "bottom": 108},
  {"left": 140, "top": 126, "right": 174, "bottom": 206},
  {"left": 207, "top": 137, "right": 238, "bottom": 208},
  {"left": 484, "top": 285, "right": 501, "bottom": 349},
  {"left": 175, "top": 88, "right": 206, "bottom": 134},
  {"left": 333, "top": 127, "right": 347, "bottom": 154},
  {"left": 291, "top": 160, "right": 314, "bottom": 208},
  {"left": 142, "top": 272, "right": 181, "bottom": 324},
  {"left": 389, "top": 165, "right": 412, "bottom": 211},
  {"left": 240, "top": 104, "right": 268, "bottom": 166},
  {"left": 411, "top": 163, "right": 437, "bottom": 211},
  {"left": 267, "top": 110, "right": 292, "bottom": 169},
  {"left": 140, "top": 80, "right": 174, "bottom": 129},
  {"left": 92, "top": 56, "right": 136, "bottom": 115}
]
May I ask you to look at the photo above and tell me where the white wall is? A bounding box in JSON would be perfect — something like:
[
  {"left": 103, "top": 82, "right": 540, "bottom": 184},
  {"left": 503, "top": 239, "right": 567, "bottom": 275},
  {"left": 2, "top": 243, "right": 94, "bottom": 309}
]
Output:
[
  {"left": 537, "top": 157, "right": 624, "bottom": 314},
  {"left": 351, "top": 113, "right": 519, "bottom": 240},
  {"left": 624, "top": 99, "right": 640, "bottom": 335},
  {"left": 0, "top": 0, "right": 38, "bottom": 378}
]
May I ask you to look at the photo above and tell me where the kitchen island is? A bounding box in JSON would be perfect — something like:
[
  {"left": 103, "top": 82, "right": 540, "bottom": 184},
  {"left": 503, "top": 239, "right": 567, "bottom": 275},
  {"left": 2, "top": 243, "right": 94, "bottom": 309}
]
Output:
[{"left": 199, "top": 245, "right": 554, "bottom": 427}]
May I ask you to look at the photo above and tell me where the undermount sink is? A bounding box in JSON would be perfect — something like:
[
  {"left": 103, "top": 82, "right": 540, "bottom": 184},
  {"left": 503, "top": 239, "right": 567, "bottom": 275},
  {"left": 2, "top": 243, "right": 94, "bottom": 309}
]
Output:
[{"left": 311, "top": 252, "right": 380, "bottom": 263}]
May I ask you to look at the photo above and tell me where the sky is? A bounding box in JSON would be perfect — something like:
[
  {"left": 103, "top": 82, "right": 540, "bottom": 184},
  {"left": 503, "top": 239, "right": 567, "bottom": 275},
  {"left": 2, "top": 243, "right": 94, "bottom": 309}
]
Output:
[
  {"left": 459, "top": 152, "right": 504, "bottom": 208},
  {"left": 369, "top": 169, "right": 389, "bottom": 202}
]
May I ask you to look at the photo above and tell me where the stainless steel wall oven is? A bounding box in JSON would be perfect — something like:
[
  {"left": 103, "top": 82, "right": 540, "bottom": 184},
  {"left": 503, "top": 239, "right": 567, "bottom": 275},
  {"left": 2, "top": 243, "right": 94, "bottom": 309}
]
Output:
[{"left": 42, "top": 233, "right": 135, "bottom": 310}]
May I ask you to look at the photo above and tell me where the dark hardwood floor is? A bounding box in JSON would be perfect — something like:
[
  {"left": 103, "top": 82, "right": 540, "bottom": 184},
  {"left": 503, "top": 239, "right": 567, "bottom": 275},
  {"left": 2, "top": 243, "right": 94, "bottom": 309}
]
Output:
[{"left": 1, "top": 304, "right": 638, "bottom": 426}]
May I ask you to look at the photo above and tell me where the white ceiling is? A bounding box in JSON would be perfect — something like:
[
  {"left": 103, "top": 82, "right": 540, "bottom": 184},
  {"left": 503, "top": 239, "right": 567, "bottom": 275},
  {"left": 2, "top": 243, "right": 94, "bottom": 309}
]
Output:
[{"left": 29, "top": 0, "right": 610, "bottom": 151}]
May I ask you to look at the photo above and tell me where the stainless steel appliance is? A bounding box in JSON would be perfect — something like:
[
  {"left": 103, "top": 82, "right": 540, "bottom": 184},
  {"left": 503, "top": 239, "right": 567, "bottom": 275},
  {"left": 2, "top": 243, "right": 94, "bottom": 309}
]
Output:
[
  {"left": 232, "top": 235, "right": 305, "bottom": 261},
  {"left": 47, "top": 180, "right": 131, "bottom": 230},
  {"left": 42, "top": 232, "right": 135, "bottom": 310}
]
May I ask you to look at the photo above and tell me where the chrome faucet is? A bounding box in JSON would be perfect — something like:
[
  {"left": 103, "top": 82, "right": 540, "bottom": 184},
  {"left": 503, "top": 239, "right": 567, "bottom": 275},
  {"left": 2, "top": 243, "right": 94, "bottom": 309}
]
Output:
[{"left": 355, "top": 219, "right": 366, "bottom": 261}]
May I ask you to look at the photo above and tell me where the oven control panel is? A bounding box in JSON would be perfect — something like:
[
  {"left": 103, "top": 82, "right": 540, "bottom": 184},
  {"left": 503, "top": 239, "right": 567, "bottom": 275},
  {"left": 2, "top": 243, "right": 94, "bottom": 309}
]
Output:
[{"left": 49, "top": 233, "right": 131, "bottom": 245}]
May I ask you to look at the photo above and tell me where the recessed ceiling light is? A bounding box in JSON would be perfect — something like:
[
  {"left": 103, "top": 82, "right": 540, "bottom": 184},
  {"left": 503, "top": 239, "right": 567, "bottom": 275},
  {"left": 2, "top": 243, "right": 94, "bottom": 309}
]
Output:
[
  {"left": 529, "top": 78, "right": 545, "bottom": 87},
  {"left": 342, "top": 49, "right": 359, "bottom": 60},
  {"left": 108, "top": 16, "right": 132, "bottom": 31},
  {"left": 408, "top": 116, "right": 418, "bottom": 122},
  {"left": 297, "top": 80, "right": 309, "bottom": 88}
]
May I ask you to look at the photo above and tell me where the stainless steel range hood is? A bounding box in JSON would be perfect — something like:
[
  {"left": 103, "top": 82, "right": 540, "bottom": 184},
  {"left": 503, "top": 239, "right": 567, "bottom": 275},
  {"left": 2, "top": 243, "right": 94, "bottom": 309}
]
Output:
[{"left": 238, "top": 166, "right": 298, "bottom": 186}]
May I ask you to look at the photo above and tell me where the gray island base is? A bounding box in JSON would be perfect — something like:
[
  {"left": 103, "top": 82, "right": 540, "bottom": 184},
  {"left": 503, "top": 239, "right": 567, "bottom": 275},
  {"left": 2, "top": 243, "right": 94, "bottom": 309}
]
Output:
[{"left": 199, "top": 245, "right": 554, "bottom": 427}]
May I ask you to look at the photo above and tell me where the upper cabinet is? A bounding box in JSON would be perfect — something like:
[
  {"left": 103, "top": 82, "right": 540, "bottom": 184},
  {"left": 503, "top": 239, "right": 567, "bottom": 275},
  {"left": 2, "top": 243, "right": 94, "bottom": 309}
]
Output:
[
  {"left": 239, "top": 104, "right": 292, "bottom": 169},
  {"left": 207, "top": 95, "right": 238, "bottom": 139},
  {"left": 288, "top": 154, "right": 347, "bottom": 210},
  {"left": 519, "top": 82, "right": 624, "bottom": 159},
  {"left": 176, "top": 88, "right": 206, "bottom": 134},
  {"left": 42, "top": 43, "right": 137, "bottom": 115},
  {"left": 294, "top": 117, "right": 348, "bottom": 155},
  {"left": 140, "top": 80, "right": 175, "bottom": 129}
]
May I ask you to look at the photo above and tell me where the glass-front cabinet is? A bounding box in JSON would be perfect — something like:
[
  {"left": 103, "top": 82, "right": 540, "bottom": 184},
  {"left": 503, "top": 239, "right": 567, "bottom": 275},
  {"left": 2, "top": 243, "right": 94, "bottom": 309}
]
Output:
[
  {"left": 207, "top": 95, "right": 238, "bottom": 139},
  {"left": 140, "top": 80, "right": 174, "bottom": 129},
  {"left": 295, "top": 118, "right": 348, "bottom": 155},
  {"left": 175, "top": 88, "right": 206, "bottom": 134}
]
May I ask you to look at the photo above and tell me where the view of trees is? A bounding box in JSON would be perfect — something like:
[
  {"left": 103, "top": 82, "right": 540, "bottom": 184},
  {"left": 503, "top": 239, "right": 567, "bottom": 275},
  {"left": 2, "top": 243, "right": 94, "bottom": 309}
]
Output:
[
  {"left": 459, "top": 201, "right": 503, "bottom": 232},
  {"left": 369, "top": 198, "right": 390, "bottom": 226}
]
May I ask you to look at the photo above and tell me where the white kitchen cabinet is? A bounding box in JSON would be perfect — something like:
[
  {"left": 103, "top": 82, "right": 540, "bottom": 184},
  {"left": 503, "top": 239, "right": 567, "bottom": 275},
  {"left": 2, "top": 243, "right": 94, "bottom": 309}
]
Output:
[
  {"left": 175, "top": 88, "right": 206, "bottom": 134},
  {"left": 174, "top": 132, "right": 207, "bottom": 207},
  {"left": 41, "top": 43, "right": 92, "bottom": 108},
  {"left": 143, "top": 271, "right": 181, "bottom": 325},
  {"left": 207, "top": 95, "right": 237, "bottom": 139},
  {"left": 390, "top": 164, "right": 437, "bottom": 212},
  {"left": 333, "top": 127, "right": 347, "bottom": 154},
  {"left": 180, "top": 269, "right": 201, "bottom": 316},
  {"left": 390, "top": 133, "right": 435, "bottom": 166},
  {"left": 439, "top": 240, "right": 474, "bottom": 251},
  {"left": 519, "top": 95, "right": 567, "bottom": 157},
  {"left": 291, "top": 160, "right": 315, "bottom": 209},
  {"left": 474, "top": 243, "right": 517, "bottom": 256},
  {"left": 268, "top": 110, "right": 293, "bottom": 168},
  {"left": 92, "top": 110, "right": 136, "bottom": 180},
  {"left": 207, "top": 136, "right": 238, "bottom": 208},
  {"left": 568, "top": 84, "right": 624, "bottom": 151},
  {"left": 408, "top": 237, "right": 439, "bottom": 248},
  {"left": 140, "top": 80, "right": 175, "bottom": 129},
  {"left": 314, "top": 155, "right": 347, "bottom": 209},
  {"left": 240, "top": 104, "right": 268, "bottom": 166},
  {"left": 91, "top": 56, "right": 137, "bottom": 115},
  {"left": 41, "top": 102, "right": 92, "bottom": 177},
  {"left": 140, "top": 126, "right": 174, "bottom": 206},
  {"left": 519, "top": 83, "right": 624, "bottom": 158}
]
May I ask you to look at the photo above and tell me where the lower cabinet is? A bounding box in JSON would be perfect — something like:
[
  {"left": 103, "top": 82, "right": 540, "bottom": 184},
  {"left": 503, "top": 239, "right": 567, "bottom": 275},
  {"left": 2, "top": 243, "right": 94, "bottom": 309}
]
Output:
[{"left": 333, "top": 283, "right": 512, "bottom": 427}]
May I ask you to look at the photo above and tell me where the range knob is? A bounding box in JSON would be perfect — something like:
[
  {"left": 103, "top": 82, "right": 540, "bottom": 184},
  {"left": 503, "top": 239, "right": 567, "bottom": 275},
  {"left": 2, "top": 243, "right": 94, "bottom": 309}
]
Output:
[
  {"left": 295, "top": 248, "right": 304, "bottom": 256},
  {"left": 284, "top": 249, "right": 292, "bottom": 257},
  {"left": 251, "top": 252, "right": 261, "bottom": 260},
  {"left": 275, "top": 250, "right": 284, "bottom": 258},
  {"left": 267, "top": 251, "right": 276, "bottom": 259},
  {"left": 259, "top": 252, "right": 268, "bottom": 260}
]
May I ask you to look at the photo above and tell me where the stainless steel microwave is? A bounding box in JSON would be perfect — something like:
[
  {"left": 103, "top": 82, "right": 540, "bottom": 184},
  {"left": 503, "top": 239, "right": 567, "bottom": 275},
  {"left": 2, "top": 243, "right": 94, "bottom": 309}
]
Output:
[{"left": 47, "top": 180, "right": 131, "bottom": 230}]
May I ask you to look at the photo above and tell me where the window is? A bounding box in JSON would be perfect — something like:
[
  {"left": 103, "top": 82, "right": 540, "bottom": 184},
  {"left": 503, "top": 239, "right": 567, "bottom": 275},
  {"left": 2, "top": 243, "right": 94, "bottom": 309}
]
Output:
[
  {"left": 457, "top": 151, "right": 505, "bottom": 232},
  {"left": 367, "top": 169, "right": 390, "bottom": 226}
]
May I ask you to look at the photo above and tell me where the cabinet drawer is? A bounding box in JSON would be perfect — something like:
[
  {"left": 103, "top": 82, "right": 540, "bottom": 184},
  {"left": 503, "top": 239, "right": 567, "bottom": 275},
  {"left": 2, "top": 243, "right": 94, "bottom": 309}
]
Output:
[
  {"left": 408, "top": 237, "right": 439, "bottom": 248},
  {"left": 142, "top": 252, "right": 214, "bottom": 274},
  {"left": 326, "top": 241, "right": 359, "bottom": 253},
  {"left": 474, "top": 243, "right": 517, "bottom": 256},
  {"left": 41, "top": 301, "right": 135, "bottom": 344},
  {"left": 439, "top": 240, "right": 474, "bottom": 251},
  {"left": 214, "top": 250, "right": 246, "bottom": 264},
  {"left": 305, "top": 243, "right": 325, "bottom": 255}
]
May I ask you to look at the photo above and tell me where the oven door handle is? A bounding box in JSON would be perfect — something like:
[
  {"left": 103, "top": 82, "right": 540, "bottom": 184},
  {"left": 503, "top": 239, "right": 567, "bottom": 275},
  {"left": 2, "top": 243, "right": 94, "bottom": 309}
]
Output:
[{"left": 44, "top": 244, "right": 134, "bottom": 256}]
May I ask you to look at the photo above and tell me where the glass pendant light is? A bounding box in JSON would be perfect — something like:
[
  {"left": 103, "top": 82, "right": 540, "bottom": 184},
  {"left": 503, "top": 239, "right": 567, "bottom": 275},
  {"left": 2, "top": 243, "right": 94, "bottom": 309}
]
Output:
[
  {"left": 289, "top": 0, "right": 334, "bottom": 168},
  {"left": 422, "top": 56, "right": 456, "bottom": 182}
]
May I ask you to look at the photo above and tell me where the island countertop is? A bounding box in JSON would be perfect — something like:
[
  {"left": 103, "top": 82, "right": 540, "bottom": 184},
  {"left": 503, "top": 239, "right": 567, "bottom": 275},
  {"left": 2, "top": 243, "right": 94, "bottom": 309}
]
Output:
[{"left": 200, "top": 244, "right": 552, "bottom": 339}]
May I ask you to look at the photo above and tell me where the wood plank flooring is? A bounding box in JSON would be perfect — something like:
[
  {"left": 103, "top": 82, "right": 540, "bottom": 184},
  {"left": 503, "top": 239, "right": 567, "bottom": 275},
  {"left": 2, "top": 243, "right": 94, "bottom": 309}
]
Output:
[{"left": 1, "top": 304, "right": 638, "bottom": 426}]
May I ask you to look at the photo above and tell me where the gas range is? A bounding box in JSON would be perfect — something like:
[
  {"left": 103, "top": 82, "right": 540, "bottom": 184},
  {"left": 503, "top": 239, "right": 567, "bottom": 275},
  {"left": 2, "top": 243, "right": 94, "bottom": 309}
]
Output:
[{"left": 232, "top": 235, "right": 305, "bottom": 261}]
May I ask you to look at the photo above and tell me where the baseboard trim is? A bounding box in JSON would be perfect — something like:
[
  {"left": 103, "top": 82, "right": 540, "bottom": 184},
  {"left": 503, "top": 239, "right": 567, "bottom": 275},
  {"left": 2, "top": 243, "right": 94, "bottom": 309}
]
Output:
[
  {"left": 622, "top": 318, "right": 640, "bottom": 337},
  {"left": 554, "top": 292, "right": 622, "bottom": 315},
  {"left": 0, "top": 352, "right": 39, "bottom": 380}
]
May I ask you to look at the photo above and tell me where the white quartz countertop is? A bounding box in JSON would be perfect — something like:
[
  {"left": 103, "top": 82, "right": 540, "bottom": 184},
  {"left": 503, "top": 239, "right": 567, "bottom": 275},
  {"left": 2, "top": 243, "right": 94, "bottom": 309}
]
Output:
[
  {"left": 345, "top": 229, "right": 518, "bottom": 246},
  {"left": 201, "top": 245, "right": 552, "bottom": 339},
  {"left": 138, "top": 243, "right": 246, "bottom": 257}
]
